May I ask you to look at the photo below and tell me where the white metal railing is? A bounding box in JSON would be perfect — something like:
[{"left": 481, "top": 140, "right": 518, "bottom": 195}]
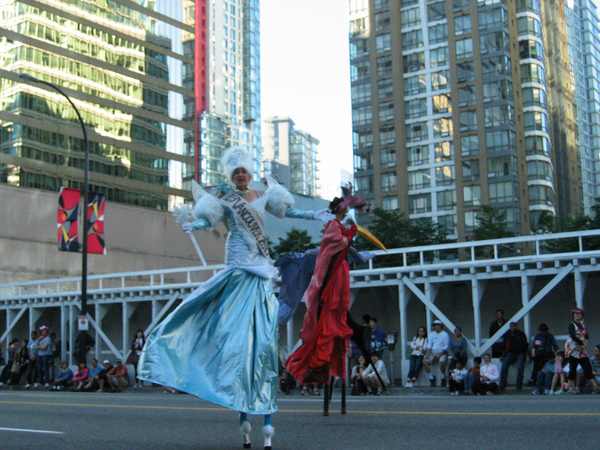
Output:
[{"left": 2, "top": 229, "right": 600, "bottom": 302}]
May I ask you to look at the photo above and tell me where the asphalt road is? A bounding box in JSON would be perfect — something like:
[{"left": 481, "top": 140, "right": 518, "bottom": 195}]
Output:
[{"left": 0, "top": 389, "right": 599, "bottom": 449}]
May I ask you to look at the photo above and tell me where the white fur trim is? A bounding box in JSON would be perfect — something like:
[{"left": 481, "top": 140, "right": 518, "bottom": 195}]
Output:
[
  {"left": 264, "top": 184, "right": 294, "bottom": 219},
  {"left": 191, "top": 193, "right": 224, "bottom": 228},
  {"left": 222, "top": 146, "right": 253, "bottom": 181},
  {"left": 240, "top": 420, "right": 252, "bottom": 435},
  {"left": 261, "top": 425, "right": 275, "bottom": 437}
]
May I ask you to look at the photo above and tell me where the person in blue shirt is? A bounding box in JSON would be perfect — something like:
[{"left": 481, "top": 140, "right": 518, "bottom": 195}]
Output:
[
  {"left": 528, "top": 323, "right": 559, "bottom": 386},
  {"left": 531, "top": 352, "right": 556, "bottom": 395},
  {"left": 51, "top": 362, "right": 73, "bottom": 391},
  {"left": 365, "top": 317, "right": 385, "bottom": 357}
]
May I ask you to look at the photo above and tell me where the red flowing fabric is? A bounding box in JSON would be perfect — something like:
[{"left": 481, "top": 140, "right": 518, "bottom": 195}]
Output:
[{"left": 285, "top": 219, "right": 357, "bottom": 383}]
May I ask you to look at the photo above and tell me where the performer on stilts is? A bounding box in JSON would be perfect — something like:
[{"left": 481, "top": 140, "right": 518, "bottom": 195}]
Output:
[
  {"left": 285, "top": 197, "right": 361, "bottom": 406},
  {"left": 138, "top": 146, "right": 332, "bottom": 449}
]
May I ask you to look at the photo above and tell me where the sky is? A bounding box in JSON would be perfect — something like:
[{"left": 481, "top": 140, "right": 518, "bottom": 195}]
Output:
[{"left": 260, "top": 0, "right": 354, "bottom": 200}]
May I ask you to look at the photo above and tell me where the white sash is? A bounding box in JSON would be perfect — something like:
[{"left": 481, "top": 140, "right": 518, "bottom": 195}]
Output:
[{"left": 221, "top": 191, "right": 270, "bottom": 258}]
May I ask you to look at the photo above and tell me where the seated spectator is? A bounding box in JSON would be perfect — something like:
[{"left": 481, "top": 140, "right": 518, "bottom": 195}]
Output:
[
  {"left": 71, "top": 361, "right": 90, "bottom": 391},
  {"left": 423, "top": 320, "right": 450, "bottom": 387},
  {"left": 406, "top": 326, "right": 427, "bottom": 388},
  {"left": 531, "top": 352, "right": 556, "bottom": 395},
  {"left": 350, "top": 354, "right": 369, "bottom": 395},
  {"left": 83, "top": 360, "right": 113, "bottom": 392},
  {"left": 550, "top": 351, "right": 568, "bottom": 395},
  {"left": 527, "top": 323, "right": 559, "bottom": 386},
  {"left": 500, "top": 322, "right": 528, "bottom": 390},
  {"left": 465, "top": 357, "right": 482, "bottom": 395},
  {"left": 590, "top": 345, "right": 600, "bottom": 386},
  {"left": 361, "top": 353, "right": 390, "bottom": 396},
  {"left": 0, "top": 338, "right": 21, "bottom": 388},
  {"left": 449, "top": 359, "right": 468, "bottom": 395},
  {"left": 51, "top": 362, "right": 73, "bottom": 391},
  {"left": 448, "top": 327, "right": 468, "bottom": 373},
  {"left": 106, "top": 359, "right": 130, "bottom": 392},
  {"left": 472, "top": 354, "right": 499, "bottom": 395}
]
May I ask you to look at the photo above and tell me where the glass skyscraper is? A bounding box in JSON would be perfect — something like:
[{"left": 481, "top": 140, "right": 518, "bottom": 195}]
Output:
[
  {"left": 0, "top": 0, "right": 194, "bottom": 209},
  {"left": 349, "top": 0, "right": 584, "bottom": 240}
]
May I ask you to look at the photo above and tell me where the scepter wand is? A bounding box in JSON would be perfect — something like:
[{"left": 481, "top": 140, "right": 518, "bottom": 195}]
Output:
[{"left": 186, "top": 229, "right": 207, "bottom": 266}]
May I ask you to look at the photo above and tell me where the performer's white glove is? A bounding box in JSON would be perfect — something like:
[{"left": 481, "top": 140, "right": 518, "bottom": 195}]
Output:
[
  {"left": 182, "top": 222, "right": 194, "bottom": 233},
  {"left": 314, "top": 209, "right": 334, "bottom": 222}
]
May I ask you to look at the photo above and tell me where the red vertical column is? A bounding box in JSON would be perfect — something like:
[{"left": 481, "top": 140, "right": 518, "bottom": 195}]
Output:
[{"left": 194, "top": 0, "right": 207, "bottom": 182}]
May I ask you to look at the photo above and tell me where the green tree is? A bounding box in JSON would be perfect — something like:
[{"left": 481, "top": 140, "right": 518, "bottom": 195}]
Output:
[
  {"left": 409, "top": 218, "right": 450, "bottom": 262},
  {"left": 473, "top": 205, "right": 515, "bottom": 257},
  {"left": 272, "top": 228, "right": 318, "bottom": 259}
]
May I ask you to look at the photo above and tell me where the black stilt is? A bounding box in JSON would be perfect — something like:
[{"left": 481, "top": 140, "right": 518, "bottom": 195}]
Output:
[
  {"left": 341, "top": 383, "right": 346, "bottom": 414},
  {"left": 323, "top": 383, "right": 329, "bottom": 416},
  {"left": 329, "top": 376, "right": 334, "bottom": 400}
]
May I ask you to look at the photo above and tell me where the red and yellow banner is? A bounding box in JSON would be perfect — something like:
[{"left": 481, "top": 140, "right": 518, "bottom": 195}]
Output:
[
  {"left": 57, "top": 187, "right": 81, "bottom": 252},
  {"left": 87, "top": 193, "right": 106, "bottom": 255}
]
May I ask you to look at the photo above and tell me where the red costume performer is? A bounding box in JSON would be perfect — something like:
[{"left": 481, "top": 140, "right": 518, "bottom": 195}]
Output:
[{"left": 285, "top": 215, "right": 357, "bottom": 384}]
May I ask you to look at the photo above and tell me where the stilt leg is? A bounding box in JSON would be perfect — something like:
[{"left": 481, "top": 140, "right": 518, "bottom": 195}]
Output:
[
  {"left": 240, "top": 412, "right": 251, "bottom": 448},
  {"left": 262, "top": 415, "right": 274, "bottom": 450},
  {"left": 329, "top": 377, "right": 334, "bottom": 400},
  {"left": 323, "top": 383, "right": 329, "bottom": 416},
  {"left": 341, "top": 383, "right": 346, "bottom": 414}
]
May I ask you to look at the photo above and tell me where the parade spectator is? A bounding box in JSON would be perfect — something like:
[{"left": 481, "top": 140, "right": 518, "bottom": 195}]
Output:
[
  {"left": 591, "top": 345, "right": 600, "bottom": 385},
  {"left": 51, "top": 362, "right": 73, "bottom": 391},
  {"left": 565, "top": 308, "right": 600, "bottom": 394},
  {"left": 77, "top": 358, "right": 102, "bottom": 392},
  {"left": 423, "top": 320, "right": 450, "bottom": 387},
  {"left": 106, "top": 359, "right": 130, "bottom": 392},
  {"left": 83, "top": 360, "right": 112, "bottom": 392},
  {"left": 473, "top": 354, "right": 499, "bottom": 395},
  {"left": 527, "top": 323, "right": 559, "bottom": 386},
  {"left": 361, "top": 353, "right": 390, "bottom": 395},
  {"left": 126, "top": 329, "right": 145, "bottom": 388},
  {"left": 350, "top": 354, "right": 369, "bottom": 395},
  {"left": 489, "top": 309, "right": 508, "bottom": 358},
  {"left": 366, "top": 317, "right": 385, "bottom": 357},
  {"left": 35, "top": 325, "right": 53, "bottom": 388},
  {"left": 448, "top": 327, "right": 468, "bottom": 372},
  {"left": 50, "top": 332, "right": 60, "bottom": 380},
  {"left": 18, "top": 339, "right": 29, "bottom": 383},
  {"left": 500, "top": 322, "right": 528, "bottom": 390},
  {"left": 71, "top": 361, "right": 90, "bottom": 391},
  {"left": 531, "top": 352, "right": 556, "bottom": 395},
  {"left": 406, "top": 326, "right": 428, "bottom": 388},
  {"left": 449, "top": 359, "right": 468, "bottom": 395},
  {"left": 549, "top": 351, "right": 568, "bottom": 394},
  {"left": 0, "top": 338, "right": 20, "bottom": 388},
  {"left": 465, "top": 357, "right": 482, "bottom": 394},
  {"left": 24, "top": 331, "right": 38, "bottom": 388}
]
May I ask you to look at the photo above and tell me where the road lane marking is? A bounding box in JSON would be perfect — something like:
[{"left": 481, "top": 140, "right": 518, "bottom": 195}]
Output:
[
  {"left": 0, "top": 427, "right": 64, "bottom": 434},
  {"left": 1, "top": 400, "right": 599, "bottom": 416}
]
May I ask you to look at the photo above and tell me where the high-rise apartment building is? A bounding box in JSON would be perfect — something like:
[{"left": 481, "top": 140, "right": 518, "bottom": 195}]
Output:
[
  {"left": 263, "top": 116, "right": 320, "bottom": 197},
  {"left": 350, "top": 0, "right": 583, "bottom": 240},
  {"left": 181, "top": 0, "right": 261, "bottom": 189},
  {"left": 566, "top": 0, "right": 600, "bottom": 216},
  {"left": 0, "top": 0, "right": 194, "bottom": 210}
]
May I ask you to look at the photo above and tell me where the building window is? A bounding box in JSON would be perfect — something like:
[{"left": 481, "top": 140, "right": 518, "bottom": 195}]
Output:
[
  {"left": 482, "top": 56, "right": 511, "bottom": 77},
  {"left": 401, "top": 7, "right": 421, "bottom": 28},
  {"left": 404, "top": 52, "right": 426, "bottom": 73},
  {"left": 464, "top": 210, "right": 477, "bottom": 231},
  {"left": 402, "top": 29, "right": 423, "bottom": 50},
  {"left": 524, "top": 111, "right": 550, "bottom": 133},
  {"left": 408, "top": 168, "right": 431, "bottom": 189},
  {"left": 428, "top": 23, "right": 448, "bottom": 44},
  {"left": 528, "top": 184, "right": 555, "bottom": 206},
  {"left": 406, "top": 98, "right": 428, "bottom": 119},
  {"left": 354, "top": 152, "right": 373, "bottom": 171},
  {"left": 463, "top": 185, "right": 482, "bottom": 206},
  {"left": 376, "top": 33, "right": 392, "bottom": 53},
  {"left": 351, "top": 60, "right": 370, "bottom": 81},
  {"left": 462, "top": 159, "right": 480, "bottom": 181},
  {"left": 377, "top": 55, "right": 393, "bottom": 76},
  {"left": 438, "top": 214, "right": 457, "bottom": 235},
  {"left": 406, "top": 121, "right": 429, "bottom": 140},
  {"left": 483, "top": 80, "right": 513, "bottom": 102},
  {"left": 456, "top": 61, "right": 474, "bottom": 82},
  {"left": 382, "top": 196, "right": 399, "bottom": 211},
  {"left": 431, "top": 70, "right": 450, "bottom": 90},
  {"left": 486, "top": 130, "right": 515, "bottom": 153},
  {"left": 455, "top": 15, "right": 471, "bottom": 35},
  {"left": 355, "top": 175, "right": 374, "bottom": 195},
  {"left": 435, "top": 141, "right": 453, "bottom": 162},
  {"left": 487, "top": 155, "right": 517, "bottom": 177},
  {"left": 456, "top": 38, "right": 473, "bottom": 59},
  {"left": 519, "top": 39, "right": 544, "bottom": 61},
  {"left": 379, "top": 101, "right": 395, "bottom": 122},
  {"left": 527, "top": 160, "right": 553, "bottom": 182},
  {"left": 525, "top": 135, "right": 551, "bottom": 156},
  {"left": 433, "top": 118, "right": 453, "bottom": 138},
  {"left": 379, "top": 124, "right": 395, "bottom": 145},
  {"left": 381, "top": 148, "right": 397, "bottom": 166},
  {"left": 381, "top": 172, "right": 397, "bottom": 192},
  {"left": 352, "top": 83, "right": 371, "bottom": 104},
  {"left": 517, "top": 16, "right": 542, "bottom": 38},
  {"left": 437, "top": 189, "right": 457, "bottom": 211},
  {"left": 458, "top": 85, "right": 476, "bottom": 106},
  {"left": 430, "top": 47, "right": 449, "bottom": 68},
  {"left": 461, "top": 134, "right": 479, "bottom": 156},
  {"left": 436, "top": 165, "right": 455, "bottom": 186},
  {"left": 427, "top": 1, "right": 447, "bottom": 22},
  {"left": 407, "top": 145, "right": 430, "bottom": 165},
  {"left": 352, "top": 105, "right": 372, "bottom": 126},
  {"left": 353, "top": 130, "right": 373, "bottom": 149},
  {"left": 404, "top": 74, "right": 427, "bottom": 95},
  {"left": 459, "top": 110, "right": 478, "bottom": 131},
  {"left": 485, "top": 105, "right": 513, "bottom": 128},
  {"left": 521, "top": 62, "right": 545, "bottom": 84},
  {"left": 522, "top": 87, "right": 547, "bottom": 108},
  {"left": 432, "top": 94, "right": 451, "bottom": 113},
  {"left": 409, "top": 193, "right": 432, "bottom": 214},
  {"left": 378, "top": 78, "right": 394, "bottom": 99},
  {"left": 479, "top": 7, "right": 508, "bottom": 30},
  {"left": 375, "top": 11, "right": 391, "bottom": 31},
  {"left": 489, "top": 181, "right": 516, "bottom": 203}
]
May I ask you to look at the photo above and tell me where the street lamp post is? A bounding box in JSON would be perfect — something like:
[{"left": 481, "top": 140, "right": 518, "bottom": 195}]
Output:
[{"left": 19, "top": 73, "right": 90, "bottom": 318}]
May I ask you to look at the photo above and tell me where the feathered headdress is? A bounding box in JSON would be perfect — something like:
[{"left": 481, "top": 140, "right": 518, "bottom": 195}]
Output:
[
  {"left": 221, "top": 146, "right": 253, "bottom": 181},
  {"left": 341, "top": 182, "right": 371, "bottom": 213}
]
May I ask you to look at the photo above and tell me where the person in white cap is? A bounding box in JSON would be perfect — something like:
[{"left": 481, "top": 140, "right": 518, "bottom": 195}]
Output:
[
  {"left": 139, "top": 146, "right": 333, "bottom": 450},
  {"left": 423, "top": 320, "right": 450, "bottom": 387}
]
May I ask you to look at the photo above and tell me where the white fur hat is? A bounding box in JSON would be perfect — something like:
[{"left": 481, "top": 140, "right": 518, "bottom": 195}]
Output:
[{"left": 221, "top": 146, "right": 253, "bottom": 181}]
